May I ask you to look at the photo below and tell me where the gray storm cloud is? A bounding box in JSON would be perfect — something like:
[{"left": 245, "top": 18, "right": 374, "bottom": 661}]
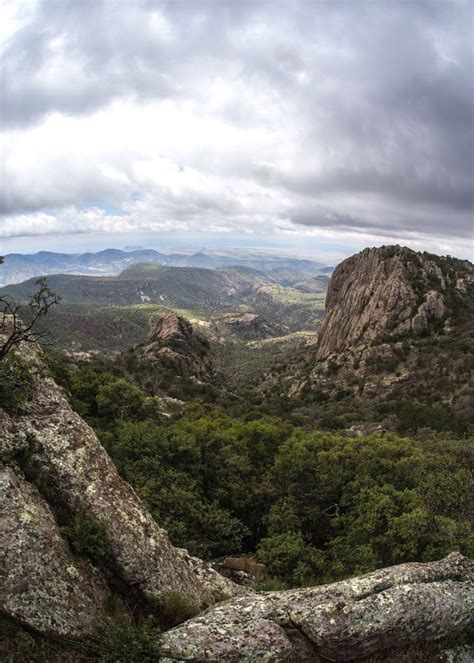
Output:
[{"left": 0, "top": 0, "right": 472, "bottom": 254}]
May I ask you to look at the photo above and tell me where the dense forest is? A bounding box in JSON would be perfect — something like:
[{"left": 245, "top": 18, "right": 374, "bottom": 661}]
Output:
[{"left": 47, "top": 356, "right": 474, "bottom": 589}]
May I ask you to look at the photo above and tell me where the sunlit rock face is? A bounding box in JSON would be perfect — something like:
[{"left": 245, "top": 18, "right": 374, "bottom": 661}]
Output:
[{"left": 316, "top": 245, "right": 472, "bottom": 360}]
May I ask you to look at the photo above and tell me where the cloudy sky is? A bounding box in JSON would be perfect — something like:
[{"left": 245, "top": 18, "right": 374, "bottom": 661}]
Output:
[{"left": 0, "top": 0, "right": 472, "bottom": 259}]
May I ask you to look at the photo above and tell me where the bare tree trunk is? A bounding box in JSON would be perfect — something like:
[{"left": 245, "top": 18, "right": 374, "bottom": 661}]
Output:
[{"left": 161, "top": 553, "right": 474, "bottom": 662}]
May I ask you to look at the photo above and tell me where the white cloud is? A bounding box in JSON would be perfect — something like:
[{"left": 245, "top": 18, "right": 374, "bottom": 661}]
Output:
[{"left": 0, "top": 0, "right": 472, "bottom": 259}]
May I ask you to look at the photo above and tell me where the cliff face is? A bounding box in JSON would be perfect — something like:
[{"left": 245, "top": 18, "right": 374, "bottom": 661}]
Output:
[
  {"left": 316, "top": 246, "right": 472, "bottom": 360},
  {"left": 0, "top": 331, "right": 241, "bottom": 641},
  {"left": 281, "top": 247, "right": 474, "bottom": 433},
  {"left": 138, "top": 313, "right": 217, "bottom": 383}
]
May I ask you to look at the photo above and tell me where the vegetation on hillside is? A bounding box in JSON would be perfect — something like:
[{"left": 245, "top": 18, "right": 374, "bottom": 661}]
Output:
[
  {"left": 2, "top": 250, "right": 473, "bottom": 660},
  {"left": 49, "top": 357, "right": 474, "bottom": 589}
]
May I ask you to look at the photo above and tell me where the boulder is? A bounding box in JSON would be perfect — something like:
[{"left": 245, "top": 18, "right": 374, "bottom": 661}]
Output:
[
  {"left": 162, "top": 553, "right": 474, "bottom": 662},
  {"left": 1, "top": 466, "right": 108, "bottom": 640}
]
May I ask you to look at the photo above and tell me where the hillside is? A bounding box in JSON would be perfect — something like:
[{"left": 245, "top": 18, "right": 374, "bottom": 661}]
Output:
[
  {"left": 234, "top": 246, "right": 474, "bottom": 434},
  {"left": 1, "top": 294, "right": 473, "bottom": 661},
  {"left": 0, "top": 265, "right": 255, "bottom": 309},
  {"left": 0, "top": 263, "right": 326, "bottom": 356},
  {"left": 0, "top": 248, "right": 331, "bottom": 286}
]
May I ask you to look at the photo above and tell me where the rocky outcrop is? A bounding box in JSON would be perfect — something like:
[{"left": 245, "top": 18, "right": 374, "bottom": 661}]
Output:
[
  {"left": 0, "top": 333, "right": 242, "bottom": 639},
  {"left": 316, "top": 246, "right": 472, "bottom": 360},
  {"left": 138, "top": 313, "right": 217, "bottom": 382},
  {"left": 213, "top": 313, "right": 272, "bottom": 338},
  {"left": 1, "top": 466, "right": 109, "bottom": 640},
  {"left": 162, "top": 553, "right": 474, "bottom": 661}
]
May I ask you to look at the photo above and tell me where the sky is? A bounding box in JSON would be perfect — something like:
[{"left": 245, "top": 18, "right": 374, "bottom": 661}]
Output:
[{"left": 0, "top": 0, "right": 473, "bottom": 261}]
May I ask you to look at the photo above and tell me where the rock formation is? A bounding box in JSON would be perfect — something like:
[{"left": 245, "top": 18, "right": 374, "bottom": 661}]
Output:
[
  {"left": 0, "top": 330, "right": 241, "bottom": 641},
  {"left": 1, "top": 287, "right": 473, "bottom": 658},
  {"left": 162, "top": 553, "right": 474, "bottom": 661},
  {"left": 1, "top": 465, "right": 109, "bottom": 640},
  {"left": 138, "top": 313, "right": 217, "bottom": 382},
  {"left": 316, "top": 245, "right": 472, "bottom": 360},
  {"left": 213, "top": 312, "right": 272, "bottom": 339},
  {"left": 282, "top": 246, "right": 474, "bottom": 419}
]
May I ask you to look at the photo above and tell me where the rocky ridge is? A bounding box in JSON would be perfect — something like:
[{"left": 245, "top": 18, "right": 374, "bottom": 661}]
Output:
[{"left": 285, "top": 247, "right": 473, "bottom": 421}]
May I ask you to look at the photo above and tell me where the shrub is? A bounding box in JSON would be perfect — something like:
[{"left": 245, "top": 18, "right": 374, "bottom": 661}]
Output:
[
  {"left": 0, "top": 356, "right": 31, "bottom": 414},
  {"left": 157, "top": 591, "right": 199, "bottom": 629},
  {"left": 254, "top": 576, "right": 286, "bottom": 592},
  {"left": 61, "top": 509, "right": 110, "bottom": 568},
  {"left": 257, "top": 532, "right": 324, "bottom": 586},
  {"left": 99, "top": 607, "right": 161, "bottom": 663}
]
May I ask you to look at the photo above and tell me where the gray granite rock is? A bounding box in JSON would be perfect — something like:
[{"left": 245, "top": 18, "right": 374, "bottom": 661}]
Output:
[
  {"left": 162, "top": 553, "right": 474, "bottom": 662},
  {"left": 0, "top": 335, "right": 242, "bottom": 628},
  {"left": 0, "top": 465, "right": 108, "bottom": 640},
  {"left": 316, "top": 246, "right": 471, "bottom": 360}
]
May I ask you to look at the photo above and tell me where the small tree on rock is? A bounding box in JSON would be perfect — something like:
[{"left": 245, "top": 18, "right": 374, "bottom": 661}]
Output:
[{"left": 0, "top": 259, "right": 60, "bottom": 362}]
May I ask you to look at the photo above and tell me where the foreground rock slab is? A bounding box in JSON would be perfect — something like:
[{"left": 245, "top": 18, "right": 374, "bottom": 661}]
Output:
[
  {"left": 162, "top": 553, "right": 474, "bottom": 662},
  {"left": 1, "top": 466, "right": 108, "bottom": 640}
]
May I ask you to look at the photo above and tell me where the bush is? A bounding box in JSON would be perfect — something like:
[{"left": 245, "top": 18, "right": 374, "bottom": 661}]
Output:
[
  {"left": 257, "top": 532, "right": 324, "bottom": 586},
  {"left": 157, "top": 591, "right": 199, "bottom": 629},
  {"left": 61, "top": 509, "right": 110, "bottom": 568},
  {"left": 100, "top": 607, "right": 161, "bottom": 663},
  {"left": 254, "top": 576, "right": 286, "bottom": 592}
]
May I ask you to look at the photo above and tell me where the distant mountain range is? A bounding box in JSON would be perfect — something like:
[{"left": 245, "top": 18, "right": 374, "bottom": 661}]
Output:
[{"left": 0, "top": 248, "right": 332, "bottom": 286}]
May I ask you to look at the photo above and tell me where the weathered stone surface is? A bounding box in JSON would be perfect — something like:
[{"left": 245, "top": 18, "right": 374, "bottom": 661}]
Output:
[
  {"left": 0, "top": 466, "right": 108, "bottom": 639},
  {"left": 1, "top": 337, "right": 241, "bottom": 614},
  {"left": 139, "top": 313, "right": 217, "bottom": 382},
  {"left": 412, "top": 289, "right": 446, "bottom": 335},
  {"left": 162, "top": 553, "right": 474, "bottom": 662},
  {"left": 214, "top": 313, "right": 272, "bottom": 338},
  {"left": 0, "top": 407, "right": 24, "bottom": 461},
  {"left": 316, "top": 246, "right": 472, "bottom": 360}
]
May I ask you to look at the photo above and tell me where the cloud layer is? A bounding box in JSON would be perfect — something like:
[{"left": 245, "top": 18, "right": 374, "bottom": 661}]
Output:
[{"left": 0, "top": 0, "right": 472, "bottom": 256}]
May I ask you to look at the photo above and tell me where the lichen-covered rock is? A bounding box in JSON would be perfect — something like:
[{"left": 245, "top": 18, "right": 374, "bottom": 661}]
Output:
[
  {"left": 1, "top": 336, "right": 242, "bottom": 615},
  {"left": 0, "top": 407, "right": 24, "bottom": 461},
  {"left": 161, "top": 553, "right": 474, "bottom": 662},
  {"left": 0, "top": 466, "right": 108, "bottom": 639}
]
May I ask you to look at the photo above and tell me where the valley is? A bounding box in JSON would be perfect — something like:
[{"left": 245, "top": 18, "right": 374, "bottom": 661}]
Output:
[{"left": 1, "top": 244, "right": 473, "bottom": 662}]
